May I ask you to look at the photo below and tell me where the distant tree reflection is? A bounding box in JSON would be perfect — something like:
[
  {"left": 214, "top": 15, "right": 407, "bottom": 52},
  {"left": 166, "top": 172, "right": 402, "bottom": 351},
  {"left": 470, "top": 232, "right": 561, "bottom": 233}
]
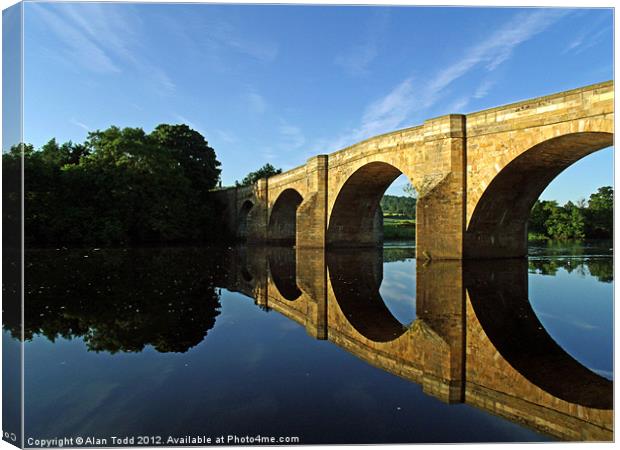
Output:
[
  {"left": 528, "top": 257, "right": 612, "bottom": 283},
  {"left": 382, "top": 246, "right": 416, "bottom": 263}
]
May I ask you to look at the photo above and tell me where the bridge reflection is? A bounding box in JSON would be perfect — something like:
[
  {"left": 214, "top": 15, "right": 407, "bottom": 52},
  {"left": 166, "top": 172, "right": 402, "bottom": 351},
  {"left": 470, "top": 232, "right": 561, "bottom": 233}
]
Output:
[{"left": 222, "top": 246, "right": 612, "bottom": 441}]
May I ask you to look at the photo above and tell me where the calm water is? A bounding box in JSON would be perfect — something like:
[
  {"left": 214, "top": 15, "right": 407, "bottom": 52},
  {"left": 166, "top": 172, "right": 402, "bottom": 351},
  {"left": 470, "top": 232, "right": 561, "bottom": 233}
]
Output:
[{"left": 2, "top": 241, "right": 613, "bottom": 445}]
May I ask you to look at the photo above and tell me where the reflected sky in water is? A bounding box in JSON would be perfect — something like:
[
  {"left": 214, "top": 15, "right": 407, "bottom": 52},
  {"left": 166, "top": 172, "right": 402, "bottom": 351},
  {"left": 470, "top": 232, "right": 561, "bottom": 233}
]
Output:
[
  {"left": 531, "top": 270, "right": 612, "bottom": 380},
  {"left": 3, "top": 241, "right": 612, "bottom": 444},
  {"left": 379, "top": 250, "right": 416, "bottom": 326},
  {"left": 527, "top": 239, "right": 612, "bottom": 379}
]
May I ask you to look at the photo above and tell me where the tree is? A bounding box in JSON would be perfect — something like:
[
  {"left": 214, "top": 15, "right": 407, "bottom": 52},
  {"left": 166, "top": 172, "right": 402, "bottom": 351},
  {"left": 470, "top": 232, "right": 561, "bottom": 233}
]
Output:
[
  {"left": 380, "top": 195, "right": 416, "bottom": 218},
  {"left": 39, "top": 138, "right": 89, "bottom": 167},
  {"left": 15, "top": 123, "right": 226, "bottom": 246},
  {"left": 240, "top": 163, "right": 282, "bottom": 186},
  {"left": 529, "top": 200, "right": 555, "bottom": 235},
  {"left": 529, "top": 190, "right": 613, "bottom": 241},
  {"left": 150, "top": 124, "right": 221, "bottom": 195},
  {"left": 79, "top": 125, "right": 205, "bottom": 243},
  {"left": 2, "top": 144, "right": 34, "bottom": 247},
  {"left": 585, "top": 186, "right": 613, "bottom": 238},
  {"left": 544, "top": 201, "right": 585, "bottom": 240},
  {"left": 403, "top": 182, "right": 418, "bottom": 198}
]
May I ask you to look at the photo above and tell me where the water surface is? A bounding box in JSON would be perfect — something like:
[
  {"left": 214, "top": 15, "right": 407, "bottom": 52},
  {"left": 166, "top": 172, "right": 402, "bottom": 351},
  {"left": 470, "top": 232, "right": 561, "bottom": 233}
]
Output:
[{"left": 2, "top": 241, "right": 613, "bottom": 444}]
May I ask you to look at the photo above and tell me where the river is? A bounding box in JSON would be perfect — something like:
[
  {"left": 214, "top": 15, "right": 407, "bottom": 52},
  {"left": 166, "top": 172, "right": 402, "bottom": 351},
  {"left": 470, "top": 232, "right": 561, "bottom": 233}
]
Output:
[{"left": 2, "top": 240, "right": 613, "bottom": 444}]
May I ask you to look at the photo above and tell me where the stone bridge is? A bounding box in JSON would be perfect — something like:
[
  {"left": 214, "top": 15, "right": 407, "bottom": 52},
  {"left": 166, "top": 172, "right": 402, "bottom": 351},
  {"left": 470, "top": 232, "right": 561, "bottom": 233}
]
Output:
[
  {"left": 216, "top": 246, "right": 612, "bottom": 441},
  {"left": 213, "top": 81, "right": 613, "bottom": 259}
]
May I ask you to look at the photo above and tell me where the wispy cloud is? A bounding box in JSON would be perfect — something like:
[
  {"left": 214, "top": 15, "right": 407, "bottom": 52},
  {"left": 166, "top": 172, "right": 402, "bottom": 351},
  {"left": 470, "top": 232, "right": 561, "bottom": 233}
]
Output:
[
  {"left": 172, "top": 117, "right": 238, "bottom": 148},
  {"left": 563, "top": 25, "right": 611, "bottom": 55},
  {"left": 30, "top": 3, "right": 176, "bottom": 93},
  {"left": 157, "top": 11, "right": 279, "bottom": 65},
  {"left": 226, "top": 35, "right": 279, "bottom": 63},
  {"left": 445, "top": 96, "right": 470, "bottom": 113},
  {"left": 150, "top": 69, "right": 176, "bottom": 94},
  {"left": 322, "top": 76, "right": 416, "bottom": 151},
  {"left": 260, "top": 146, "right": 277, "bottom": 161},
  {"left": 173, "top": 114, "right": 200, "bottom": 132},
  {"left": 335, "top": 10, "right": 389, "bottom": 75},
  {"left": 278, "top": 121, "right": 306, "bottom": 150},
  {"left": 537, "top": 311, "right": 599, "bottom": 331},
  {"left": 213, "top": 129, "right": 238, "bottom": 145},
  {"left": 31, "top": 4, "right": 121, "bottom": 74},
  {"left": 59, "top": 2, "right": 140, "bottom": 64},
  {"left": 473, "top": 79, "right": 495, "bottom": 100},
  {"left": 424, "top": 9, "right": 568, "bottom": 106},
  {"left": 245, "top": 92, "right": 267, "bottom": 115},
  {"left": 205, "top": 18, "right": 279, "bottom": 62},
  {"left": 358, "top": 78, "right": 415, "bottom": 139},
  {"left": 70, "top": 118, "right": 91, "bottom": 132},
  {"left": 325, "top": 9, "right": 568, "bottom": 150},
  {"left": 335, "top": 44, "right": 379, "bottom": 76}
]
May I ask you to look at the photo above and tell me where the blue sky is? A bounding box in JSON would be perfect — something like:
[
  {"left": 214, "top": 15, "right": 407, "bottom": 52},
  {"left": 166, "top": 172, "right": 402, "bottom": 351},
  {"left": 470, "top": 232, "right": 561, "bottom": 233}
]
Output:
[{"left": 21, "top": 3, "right": 613, "bottom": 202}]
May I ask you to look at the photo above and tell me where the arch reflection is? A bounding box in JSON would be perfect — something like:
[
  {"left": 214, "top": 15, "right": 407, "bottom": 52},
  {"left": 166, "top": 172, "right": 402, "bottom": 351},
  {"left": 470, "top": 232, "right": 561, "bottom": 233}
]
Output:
[
  {"left": 244, "top": 246, "right": 612, "bottom": 440},
  {"left": 464, "top": 259, "right": 612, "bottom": 410},
  {"left": 268, "top": 246, "right": 302, "bottom": 301},
  {"left": 327, "top": 248, "right": 409, "bottom": 342}
]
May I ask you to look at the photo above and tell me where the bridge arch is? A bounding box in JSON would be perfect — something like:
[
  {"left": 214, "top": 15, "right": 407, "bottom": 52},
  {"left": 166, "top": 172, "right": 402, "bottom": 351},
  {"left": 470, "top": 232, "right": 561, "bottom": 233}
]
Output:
[
  {"left": 327, "top": 161, "right": 414, "bottom": 248},
  {"left": 269, "top": 188, "right": 303, "bottom": 245},
  {"left": 237, "top": 200, "right": 254, "bottom": 240},
  {"left": 466, "top": 130, "right": 613, "bottom": 258}
]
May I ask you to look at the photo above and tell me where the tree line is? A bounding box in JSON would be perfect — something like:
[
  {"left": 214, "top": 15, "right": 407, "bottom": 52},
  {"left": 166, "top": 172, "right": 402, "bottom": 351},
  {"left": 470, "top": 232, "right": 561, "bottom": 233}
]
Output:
[
  {"left": 3, "top": 124, "right": 224, "bottom": 246},
  {"left": 528, "top": 186, "right": 613, "bottom": 240},
  {"left": 236, "top": 163, "right": 282, "bottom": 186},
  {"left": 380, "top": 194, "right": 417, "bottom": 218},
  {"left": 3, "top": 126, "right": 612, "bottom": 246}
]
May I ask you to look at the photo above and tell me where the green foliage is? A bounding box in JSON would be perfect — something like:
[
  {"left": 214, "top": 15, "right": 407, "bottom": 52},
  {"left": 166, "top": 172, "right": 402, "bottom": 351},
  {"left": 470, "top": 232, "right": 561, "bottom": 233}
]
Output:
[
  {"left": 383, "top": 221, "right": 415, "bottom": 240},
  {"left": 544, "top": 201, "right": 585, "bottom": 240},
  {"left": 528, "top": 200, "right": 554, "bottom": 235},
  {"left": 528, "top": 188, "right": 613, "bottom": 241},
  {"left": 4, "top": 124, "right": 223, "bottom": 246},
  {"left": 585, "top": 186, "right": 613, "bottom": 238},
  {"left": 150, "top": 124, "right": 221, "bottom": 195},
  {"left": 383, "top": 216, "right": 415, "bottom": 240},
  {"left": 381, "top": 194, "right": 417, "bottom": 240},
  {"left": 239, "top": 163, "right": 282, "bottom": 186},
  {"left": 3, "top": 144, "right": 29, "bottom": 248},
  {"left": 380, "top": 195, "right": 416, "bottom": 218}
]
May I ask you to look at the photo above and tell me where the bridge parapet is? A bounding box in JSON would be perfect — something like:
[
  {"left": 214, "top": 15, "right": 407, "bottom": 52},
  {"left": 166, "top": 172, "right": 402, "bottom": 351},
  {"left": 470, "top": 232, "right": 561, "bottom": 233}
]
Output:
[{"left": 466, "top": 80, "right": 613, "bottom": 137}]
